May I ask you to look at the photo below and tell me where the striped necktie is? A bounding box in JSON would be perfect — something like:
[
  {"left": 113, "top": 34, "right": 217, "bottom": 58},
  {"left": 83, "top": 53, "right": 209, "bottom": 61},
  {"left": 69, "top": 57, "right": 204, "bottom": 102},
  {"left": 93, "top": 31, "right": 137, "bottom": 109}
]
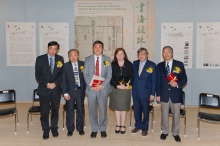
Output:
[
  {"left": 50, "top": 58, "right": 53, "bottom": 74},
  {"left": 166, "top": 62, "right": 170, "bottom": 76},
  {"left": 74, "top": 64, "right": 79, "bottom": 88}
]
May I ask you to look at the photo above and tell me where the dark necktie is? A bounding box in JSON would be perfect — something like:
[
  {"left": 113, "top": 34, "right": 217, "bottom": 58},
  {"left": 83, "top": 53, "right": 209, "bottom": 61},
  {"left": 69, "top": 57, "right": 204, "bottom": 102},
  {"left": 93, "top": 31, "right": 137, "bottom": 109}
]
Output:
[
  {"left": 166, "top": 62, "right": 170, "bottom": 76},
  {"left": 95, "top": 57, "right": 99, "bottom": 76},
  {"left": 50, "top": 58, "right": 53, "bottom": 74},
  {"left": 74, "top": 64, "right": 79, "bottom": 88}
]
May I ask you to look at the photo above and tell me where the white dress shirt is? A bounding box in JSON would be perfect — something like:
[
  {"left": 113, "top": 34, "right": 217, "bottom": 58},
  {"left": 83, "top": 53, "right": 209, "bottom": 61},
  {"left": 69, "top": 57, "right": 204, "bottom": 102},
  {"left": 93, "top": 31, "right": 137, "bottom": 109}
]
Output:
[
  {"left": 165, "top": 59, "right": 173, "bottom": 73},
  {"left": 139, "top": 59, "right": 147, "bottom": 69},
  {"left": 94, "top": 54, "right": 102, "bottom": 76},
  {"left": 47, "top": 54, "right": 55, "bottom": 68},
  {"left": 165, "top": 59, "right": 178, "bottom": 87}
]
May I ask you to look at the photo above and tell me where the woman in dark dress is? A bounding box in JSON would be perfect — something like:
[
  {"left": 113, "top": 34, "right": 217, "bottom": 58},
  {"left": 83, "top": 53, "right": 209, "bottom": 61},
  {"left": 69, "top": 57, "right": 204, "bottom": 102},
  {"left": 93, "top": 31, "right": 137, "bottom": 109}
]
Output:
[{"left": 109, "top": 48, "right": 134, "bottom": 134}]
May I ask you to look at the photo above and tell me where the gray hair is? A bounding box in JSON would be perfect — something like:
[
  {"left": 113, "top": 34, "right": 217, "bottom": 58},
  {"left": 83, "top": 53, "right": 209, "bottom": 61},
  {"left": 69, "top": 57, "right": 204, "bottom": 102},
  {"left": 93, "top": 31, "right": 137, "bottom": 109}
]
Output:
[
  {"left": 137, "top": 47, "right": 148, "bottom": 54},
  {"left": 162, "top": 46, "right": 173, "bottom": 53}
]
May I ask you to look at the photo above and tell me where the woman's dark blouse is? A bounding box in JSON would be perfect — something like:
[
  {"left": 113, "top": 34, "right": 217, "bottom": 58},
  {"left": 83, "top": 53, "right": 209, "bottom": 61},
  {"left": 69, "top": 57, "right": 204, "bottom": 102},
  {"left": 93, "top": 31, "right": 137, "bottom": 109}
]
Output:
[{"left": 110, "top": 60, "right": 134, "bottom": 89}]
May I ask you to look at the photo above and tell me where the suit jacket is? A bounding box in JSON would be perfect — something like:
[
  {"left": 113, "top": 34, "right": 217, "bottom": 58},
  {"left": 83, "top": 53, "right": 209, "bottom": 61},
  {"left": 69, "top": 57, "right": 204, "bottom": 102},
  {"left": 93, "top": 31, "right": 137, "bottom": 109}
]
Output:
[
  {"left": 156, "top": 59, "right": 187, "bottom": 103},
  {"left": 62, "top": 61, "right": 86, "bottom": 97},
  {"left": 110, "top": 60, "right": 134, "bottom": 89},
  {"left": 35, "top": 54, "right": 64, "bottom": 96},
  {"left": 83, "top": 54, "right": 112, "bottom": 97},
  {"left": 132, "top": 60, "right": 157, "bottom": 100}
]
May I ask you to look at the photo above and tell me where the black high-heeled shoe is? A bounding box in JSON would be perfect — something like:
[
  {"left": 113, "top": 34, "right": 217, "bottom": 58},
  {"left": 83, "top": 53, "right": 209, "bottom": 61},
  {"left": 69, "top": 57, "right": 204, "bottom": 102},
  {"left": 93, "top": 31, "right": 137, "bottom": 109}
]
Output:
[
  {"left": 120, "top": 126, "right": 126, "bottom": 134},
  {"left": 115, "top": 125, "right": 121, "bottom": 134}
]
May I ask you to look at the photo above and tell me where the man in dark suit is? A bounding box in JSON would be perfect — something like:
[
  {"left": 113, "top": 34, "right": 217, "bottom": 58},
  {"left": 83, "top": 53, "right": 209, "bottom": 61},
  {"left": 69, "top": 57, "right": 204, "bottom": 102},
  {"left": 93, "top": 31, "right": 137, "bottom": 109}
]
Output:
[
  {"left": 62, "top": 49, "right": 86, "bottom": 137},
  {"left": 156, "top": 46, "right": 187, "bottom": 142},
  {"left": 131, "top": 48, "right": 157, "bottom": 137},
  {"left": 35, "top": 41, "right": 64, "bottom": 140}
]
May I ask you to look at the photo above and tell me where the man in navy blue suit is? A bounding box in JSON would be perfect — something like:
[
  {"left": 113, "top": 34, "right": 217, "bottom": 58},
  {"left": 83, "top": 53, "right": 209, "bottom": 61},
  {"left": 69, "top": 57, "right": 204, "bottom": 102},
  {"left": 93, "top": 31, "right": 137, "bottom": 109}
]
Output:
[
  {"left": 62, "top": 49, "right": 86, "bottom": 137},
  {"left": 131, "top": 48, "right": 157, "bottom": 137},
  {"left": 156, "top": 46, "right": 187, "bottom": 142}
]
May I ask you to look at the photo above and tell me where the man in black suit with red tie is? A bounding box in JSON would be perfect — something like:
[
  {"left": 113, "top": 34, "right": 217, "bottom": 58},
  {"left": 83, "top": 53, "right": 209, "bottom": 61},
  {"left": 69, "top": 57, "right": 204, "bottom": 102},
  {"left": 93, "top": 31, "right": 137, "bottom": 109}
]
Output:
[
  {"left": 62, "top": 49, "right": 86, "bottom": 137},
  {"left": 156, "top": 46, "right": 187, "bottom": 142},
  {"left": 35, "top": 41, "right": 64, "bottom": 140}
]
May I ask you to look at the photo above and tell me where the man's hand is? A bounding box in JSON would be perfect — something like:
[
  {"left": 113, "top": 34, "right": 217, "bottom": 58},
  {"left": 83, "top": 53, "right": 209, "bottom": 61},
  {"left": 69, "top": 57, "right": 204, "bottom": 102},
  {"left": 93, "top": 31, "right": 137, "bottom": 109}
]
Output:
[
  {"left": 95, "top": 85, "right": 103, "bottom": 92},
  {"left": 170, "top": 80, "right": 178, "bottom": 87},
  {"left": 47, "top": 83, "right": 56, "bottom": 89},
  {"left": 150, "top": 95, "right": 154, "bottom": 102},
  {"left": 91, "top": 85, "right": 103, "bottom": 92},
  {"left": 91, "top": 87, "right": 97, "bottom": 91},
  {"left": 51, "top": 83, "right": 56, "bottom": 89},
  {"left": 156, "top": 96, "right": 160, "bottom": 102},
  {"left": 64, "top": 95, "right": 71, "bottom": 100}
]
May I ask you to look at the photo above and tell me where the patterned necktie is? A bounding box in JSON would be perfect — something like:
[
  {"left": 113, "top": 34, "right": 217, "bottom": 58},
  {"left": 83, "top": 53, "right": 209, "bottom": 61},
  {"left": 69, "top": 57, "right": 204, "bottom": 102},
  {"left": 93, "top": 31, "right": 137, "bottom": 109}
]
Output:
[
  {"left": 138, "top": 64, "right": 142, "bottom": 76},
  {"left": 166, "top": 62, "right": 170, "bottom": 76},
  {"left": 74, "top": 64, "right": 79, "bottom": 88},
  {"left": 50, "top": 58, "right": 53, "bottom": 74},
  {"left": 95, "top": 57, "right": 99, "bottom": 76}
]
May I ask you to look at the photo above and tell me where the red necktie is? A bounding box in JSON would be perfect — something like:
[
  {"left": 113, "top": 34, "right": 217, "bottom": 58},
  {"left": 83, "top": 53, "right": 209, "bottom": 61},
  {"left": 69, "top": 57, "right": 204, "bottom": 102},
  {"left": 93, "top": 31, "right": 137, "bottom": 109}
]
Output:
[{"left": 95, "top": 57, "right": 99, "bottom": 76}]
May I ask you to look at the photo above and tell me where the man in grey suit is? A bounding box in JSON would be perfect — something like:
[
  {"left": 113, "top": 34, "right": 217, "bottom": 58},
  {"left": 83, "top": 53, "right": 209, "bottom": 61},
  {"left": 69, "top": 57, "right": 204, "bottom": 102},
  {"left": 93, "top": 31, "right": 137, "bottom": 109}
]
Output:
[{"left": 83, "top": 40, "right": 112, "bottom": 138}]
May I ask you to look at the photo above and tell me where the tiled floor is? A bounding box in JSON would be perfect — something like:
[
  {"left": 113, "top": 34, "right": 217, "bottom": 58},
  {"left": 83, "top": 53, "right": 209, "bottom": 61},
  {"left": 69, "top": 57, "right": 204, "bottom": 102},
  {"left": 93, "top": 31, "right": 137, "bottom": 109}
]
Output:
[{"left": 1, "top": 103, "right": 220, "bottom": 146}]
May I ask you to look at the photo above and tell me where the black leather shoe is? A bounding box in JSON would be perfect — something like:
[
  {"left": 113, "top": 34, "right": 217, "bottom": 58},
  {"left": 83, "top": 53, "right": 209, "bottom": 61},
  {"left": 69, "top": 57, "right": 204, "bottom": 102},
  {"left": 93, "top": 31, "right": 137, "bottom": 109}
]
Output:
[
  {"left": 52, "top": 130, "right": 59, "bottom": 137},
  {"left": 79, "top": 130, "right": 85, "bottom": 135},
  {"left": 101, "top": 131, "right": 107, "bottom": 138},
  {"left": 67, "top": 131, "right": 73, "bottom": 137},
  {"left": 160, "top": 133, "right": 168, "bottom": 140},
  {"left": 173, "top": 135, "right": 181, "bottom": 142},
  {"left": 43, "top": 132, "right": 49, "bottom": 140},
  {"left": 91, "top": 132, "right": 97, "bottom": 138}
]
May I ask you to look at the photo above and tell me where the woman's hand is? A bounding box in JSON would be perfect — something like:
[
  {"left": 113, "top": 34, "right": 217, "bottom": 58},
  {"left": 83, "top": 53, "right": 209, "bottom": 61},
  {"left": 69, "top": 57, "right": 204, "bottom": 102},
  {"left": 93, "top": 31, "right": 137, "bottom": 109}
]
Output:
[{"left": 117, "top": 85, "right": 126, "bottom": 90}]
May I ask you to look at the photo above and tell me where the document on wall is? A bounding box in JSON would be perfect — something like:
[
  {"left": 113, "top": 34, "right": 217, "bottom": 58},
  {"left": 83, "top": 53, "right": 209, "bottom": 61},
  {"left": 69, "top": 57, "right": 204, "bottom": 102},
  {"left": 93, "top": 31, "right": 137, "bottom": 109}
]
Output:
[
  {"left": 74, "top": 0, "right": 156, "bottom": 62},
  {"left": 196, "top": 22, "right": 220, "bottom": 69},
  {"left": 161, "top": 23, "right": 193, "bottom": 68},
  {"left": 39, "top": 23, "right": 69, "bottom": 62},
  {"left": 6, "top": 22, "right": 36, "bottom": 66}
]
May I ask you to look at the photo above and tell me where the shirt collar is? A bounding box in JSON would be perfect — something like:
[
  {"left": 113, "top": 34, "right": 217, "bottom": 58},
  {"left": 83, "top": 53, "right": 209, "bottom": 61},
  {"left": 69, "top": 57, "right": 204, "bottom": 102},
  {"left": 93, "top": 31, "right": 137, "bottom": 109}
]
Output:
[
  {"left": 165, "top": 59, "right": 173, "bottom": 66},
  {"left": 94, "top": 54, "right": 102, "bottom": 58},
  {"left": 47, "top": 54, "right": 55, "bottom": 60},
  {"left": 71, "top": 61, "right": 78, "bottom": 66},
  {"left": 140, "top": 59, "right": 147, "bottom": 67}
]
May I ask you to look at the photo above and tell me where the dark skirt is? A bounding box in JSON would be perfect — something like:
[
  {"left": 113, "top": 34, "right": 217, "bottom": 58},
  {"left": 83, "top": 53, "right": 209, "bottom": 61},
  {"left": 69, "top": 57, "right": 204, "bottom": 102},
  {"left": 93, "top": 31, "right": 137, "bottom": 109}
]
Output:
[{"left": 109, "top": 86, "right": 131, "bottom": 111}]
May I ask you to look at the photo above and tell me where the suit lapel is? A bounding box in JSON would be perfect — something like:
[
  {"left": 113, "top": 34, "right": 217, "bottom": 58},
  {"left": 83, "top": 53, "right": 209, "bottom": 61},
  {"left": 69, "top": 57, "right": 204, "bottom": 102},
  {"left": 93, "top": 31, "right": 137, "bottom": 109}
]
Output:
[
  {"left": 68, "top": 61, "right": 75, "bottom": 83},
  {"left": 45, "top": 54, "right": 52, "bottom": 76},
  {"left": 142, "top": 60, "right": 149, "bottom": 76},
  {"left": 78, "top": 61, "right": 83, "bottom": 82},
  {"left": 137, "top": 60, "right": 140, "bottom": 75},
  {"left": 171, "top": 59, "right": 175, "bottom": 73},
  {"left": 91, "top": 55, "right": 95, "bottom": 75},
  {"left": 162, "top": 61, "right": 167, "bottom": 76},
  {"left": 139, "top": 60, "right": 148, "bottom": 76},
  {"left": 171, "top": 59, "right": 178, "bottom": 75},
  {"left": 101, "top": 55, "right": 105, "bottom": 77},
  {"left": 53, "top": 55, "right": 59, "bottom": 76}
]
